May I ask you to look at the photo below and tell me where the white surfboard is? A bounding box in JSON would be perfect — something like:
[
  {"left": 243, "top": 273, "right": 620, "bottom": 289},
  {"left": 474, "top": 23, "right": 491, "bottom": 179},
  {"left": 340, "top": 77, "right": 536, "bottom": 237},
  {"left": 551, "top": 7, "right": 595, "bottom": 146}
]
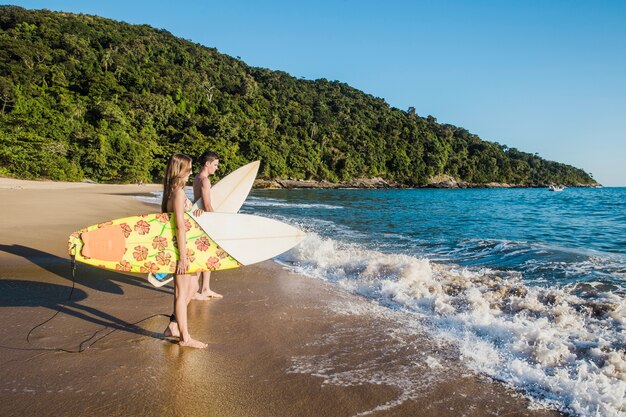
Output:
[
  {"left": 189, "top": 212, "right": 306, "bottom": 265},
  {"left": 193, "top": 160, "right": 260, "bottom": 212},
  {"left": 148, "top": 160, "right": 260, "bottom": 287}
]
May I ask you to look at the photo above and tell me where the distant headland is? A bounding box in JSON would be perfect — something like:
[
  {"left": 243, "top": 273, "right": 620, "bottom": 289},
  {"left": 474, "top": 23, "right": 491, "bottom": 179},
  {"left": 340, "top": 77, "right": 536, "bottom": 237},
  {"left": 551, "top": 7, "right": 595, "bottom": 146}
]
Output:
[
  {"left": 254, "top": 176, "right": 598, "bottom": 189},
  {"left": 0, "top": 6, "right": 598, "bottom": 188}
]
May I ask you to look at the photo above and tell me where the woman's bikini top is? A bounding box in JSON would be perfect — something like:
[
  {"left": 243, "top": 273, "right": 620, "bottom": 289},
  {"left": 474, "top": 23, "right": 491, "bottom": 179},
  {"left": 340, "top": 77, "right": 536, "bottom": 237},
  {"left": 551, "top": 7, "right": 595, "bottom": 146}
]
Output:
[
  {"left": 166, "top": 193, "right": 193, "bottom": 212},
  {"left": 184, "top": 197, "right": 193, "bottom": 211}
]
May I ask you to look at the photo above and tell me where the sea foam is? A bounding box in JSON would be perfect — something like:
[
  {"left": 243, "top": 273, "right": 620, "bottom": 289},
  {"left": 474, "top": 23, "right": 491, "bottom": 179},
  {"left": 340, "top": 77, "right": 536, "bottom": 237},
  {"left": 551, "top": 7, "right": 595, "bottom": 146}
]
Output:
[{"left": 279, "top": 232, "right": 626, "bottom": 417}]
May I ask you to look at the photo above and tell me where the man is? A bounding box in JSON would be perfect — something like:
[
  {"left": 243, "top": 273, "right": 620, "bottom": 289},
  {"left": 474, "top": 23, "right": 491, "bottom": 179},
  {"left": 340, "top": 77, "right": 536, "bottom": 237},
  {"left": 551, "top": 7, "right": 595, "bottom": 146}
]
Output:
[{"left": 192, "top": 151, "right": 223, "bottom": 300}]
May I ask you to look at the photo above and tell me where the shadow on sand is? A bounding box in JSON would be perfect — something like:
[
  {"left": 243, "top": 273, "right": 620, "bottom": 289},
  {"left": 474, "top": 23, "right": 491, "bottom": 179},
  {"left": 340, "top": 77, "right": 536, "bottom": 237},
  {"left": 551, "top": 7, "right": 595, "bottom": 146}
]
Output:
[
  {"left": 0, "top": 244, "right": 172, "bottom": 346},
  {"left": 0, "top": 244, "right": 170, "bottom": 295},
  {"left": 0, "top": 280, "right": 168, "bottom": 348}
]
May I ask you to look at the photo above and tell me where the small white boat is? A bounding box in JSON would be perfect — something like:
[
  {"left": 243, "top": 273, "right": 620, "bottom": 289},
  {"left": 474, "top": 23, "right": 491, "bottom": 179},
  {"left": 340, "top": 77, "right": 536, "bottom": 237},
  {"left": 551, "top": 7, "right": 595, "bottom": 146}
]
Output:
[{"left": 548, "top": 185, "right": 565, "bottom": 192}]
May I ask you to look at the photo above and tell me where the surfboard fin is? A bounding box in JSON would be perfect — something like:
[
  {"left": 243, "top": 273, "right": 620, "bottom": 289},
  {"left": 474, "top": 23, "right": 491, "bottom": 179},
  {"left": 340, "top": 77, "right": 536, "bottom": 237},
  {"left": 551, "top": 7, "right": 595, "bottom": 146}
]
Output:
[{"left": 148, "top": 272, "right": 174, "bottom": 287}]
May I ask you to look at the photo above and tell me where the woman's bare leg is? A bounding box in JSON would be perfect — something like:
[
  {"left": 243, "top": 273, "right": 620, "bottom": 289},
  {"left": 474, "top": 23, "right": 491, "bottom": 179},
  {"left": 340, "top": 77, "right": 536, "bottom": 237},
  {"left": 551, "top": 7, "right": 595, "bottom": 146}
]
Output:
[
  {"left": 163, "top": 280, "right": 180, "bottom": 338},
  {"left": 186, "top": 274, "right": 199, "bottom": 305},
  {"left": 174, "top": 273, "right": 207, "bottom": 349}
]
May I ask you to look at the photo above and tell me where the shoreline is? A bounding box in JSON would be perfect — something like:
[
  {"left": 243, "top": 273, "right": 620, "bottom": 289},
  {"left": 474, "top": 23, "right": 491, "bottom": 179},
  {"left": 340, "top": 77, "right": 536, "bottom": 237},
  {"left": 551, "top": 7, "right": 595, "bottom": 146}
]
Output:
[
  {"left": 0, "top": 179, "right": 563, "bottom": 416},
  {"left": 1, "top": 176, "right": 601, "bottom": 192},
  {"left": 254, "top": 178, "right": 600, "bottom": 189}
]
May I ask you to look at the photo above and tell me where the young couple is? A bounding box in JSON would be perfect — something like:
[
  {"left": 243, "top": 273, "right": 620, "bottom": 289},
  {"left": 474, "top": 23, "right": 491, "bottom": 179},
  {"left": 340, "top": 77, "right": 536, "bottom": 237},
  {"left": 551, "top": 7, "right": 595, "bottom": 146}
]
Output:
[{"left": 160, "top": 151, "right": 223, "bottom": 349}]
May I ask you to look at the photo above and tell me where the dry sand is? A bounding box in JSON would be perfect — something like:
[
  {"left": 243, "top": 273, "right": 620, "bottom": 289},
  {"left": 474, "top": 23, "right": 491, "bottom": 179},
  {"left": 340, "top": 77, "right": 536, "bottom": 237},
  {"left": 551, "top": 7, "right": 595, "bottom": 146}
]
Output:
[{"left": 0, "top": 178, "right": 562, "bottom": 417}]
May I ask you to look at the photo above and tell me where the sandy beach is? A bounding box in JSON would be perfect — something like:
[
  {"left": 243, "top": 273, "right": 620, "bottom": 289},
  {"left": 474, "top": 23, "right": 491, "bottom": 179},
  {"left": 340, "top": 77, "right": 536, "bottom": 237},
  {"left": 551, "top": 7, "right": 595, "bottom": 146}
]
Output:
[{"left": 0, "top": 178, "right": 563, "bottom": 417}]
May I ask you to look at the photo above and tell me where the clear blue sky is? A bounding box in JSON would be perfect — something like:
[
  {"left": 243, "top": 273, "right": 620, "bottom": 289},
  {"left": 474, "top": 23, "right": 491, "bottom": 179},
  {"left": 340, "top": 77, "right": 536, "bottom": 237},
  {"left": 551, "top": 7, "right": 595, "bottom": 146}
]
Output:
[{"left": 8, "top": 1, "right": 626, "bottom": 185}]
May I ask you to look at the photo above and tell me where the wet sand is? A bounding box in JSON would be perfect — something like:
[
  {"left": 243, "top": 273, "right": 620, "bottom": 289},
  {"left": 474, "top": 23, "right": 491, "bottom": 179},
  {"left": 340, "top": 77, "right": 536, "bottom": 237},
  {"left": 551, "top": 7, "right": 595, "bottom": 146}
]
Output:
[{"left": 0, "top": 178, "right": 562, "bottom": 417}]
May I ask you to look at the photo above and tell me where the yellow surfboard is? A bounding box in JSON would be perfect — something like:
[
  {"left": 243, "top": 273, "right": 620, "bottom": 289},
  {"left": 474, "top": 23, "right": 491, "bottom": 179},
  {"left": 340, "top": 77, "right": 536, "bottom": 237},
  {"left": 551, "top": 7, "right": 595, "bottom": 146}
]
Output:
[{"left": 68, "top": 212, "right": 241, "bottom": 274}]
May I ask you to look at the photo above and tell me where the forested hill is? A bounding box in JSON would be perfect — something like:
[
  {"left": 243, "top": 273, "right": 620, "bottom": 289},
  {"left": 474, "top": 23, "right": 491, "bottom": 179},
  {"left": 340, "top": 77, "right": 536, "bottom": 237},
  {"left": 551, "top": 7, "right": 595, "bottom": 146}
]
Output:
[{"left": 0, "top": 6, "right": 597, "bottom": 186}]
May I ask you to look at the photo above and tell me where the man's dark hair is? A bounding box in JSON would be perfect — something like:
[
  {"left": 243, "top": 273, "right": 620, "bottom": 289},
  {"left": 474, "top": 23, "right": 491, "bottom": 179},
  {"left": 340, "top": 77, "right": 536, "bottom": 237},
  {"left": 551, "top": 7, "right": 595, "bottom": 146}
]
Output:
[{"left": 199, "top": 151, "right": 219, "bottom": 166}]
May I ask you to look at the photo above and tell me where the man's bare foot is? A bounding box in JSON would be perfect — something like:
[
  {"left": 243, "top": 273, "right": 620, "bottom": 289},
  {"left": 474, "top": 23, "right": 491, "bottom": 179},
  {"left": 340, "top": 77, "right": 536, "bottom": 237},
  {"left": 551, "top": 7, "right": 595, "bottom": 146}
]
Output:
[
  {"left": 206, "top": 290, "right": 223, "bottom": 299},
  {"left": 192, "top": 290, "right": 223, "bottom": 301},
  {"left": 163, "top": 321, "right": 180, "bottom": 338},
  {"left": 179, "top": 338, "right": 208, "bottom": 349},
  {"left": 192, "top": 292, "right": 211, "bottom": 301}
]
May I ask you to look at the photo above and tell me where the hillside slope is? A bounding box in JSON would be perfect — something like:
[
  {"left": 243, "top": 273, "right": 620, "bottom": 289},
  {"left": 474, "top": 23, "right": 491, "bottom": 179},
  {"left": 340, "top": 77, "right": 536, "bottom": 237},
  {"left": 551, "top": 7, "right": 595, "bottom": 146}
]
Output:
[{"left": 0, "top": 6, "right": 596, "bottom": 186}]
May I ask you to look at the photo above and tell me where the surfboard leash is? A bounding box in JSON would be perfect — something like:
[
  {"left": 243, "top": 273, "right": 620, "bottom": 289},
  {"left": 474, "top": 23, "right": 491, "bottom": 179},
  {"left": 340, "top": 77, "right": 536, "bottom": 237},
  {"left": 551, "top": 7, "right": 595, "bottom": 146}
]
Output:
[
  {"left": 21, "top": 247, "right": 170, "bottom": 354},
  {"left": 25, "top": 249, "right": 78, "bottom": 344},
  {"left": 9, "top": 313, "right": 169, "bottom": 355}
]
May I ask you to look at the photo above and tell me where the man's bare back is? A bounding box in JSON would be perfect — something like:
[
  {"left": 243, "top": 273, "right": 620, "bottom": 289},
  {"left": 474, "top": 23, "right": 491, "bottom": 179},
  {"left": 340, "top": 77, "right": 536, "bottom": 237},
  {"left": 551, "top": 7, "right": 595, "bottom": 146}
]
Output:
[{"left": 192, "top": 154, "right": 222, "bottom": 300}]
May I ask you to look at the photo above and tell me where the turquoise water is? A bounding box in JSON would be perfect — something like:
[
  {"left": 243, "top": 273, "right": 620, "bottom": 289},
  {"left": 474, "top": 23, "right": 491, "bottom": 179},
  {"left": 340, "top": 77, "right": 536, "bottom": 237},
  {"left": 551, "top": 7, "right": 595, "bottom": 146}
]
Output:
[
  {"left": 241, "top": 187, "right": 626, "bottom": 417},
  {"left": 245, "top": 187, "right": 626, "bottom": 293}
]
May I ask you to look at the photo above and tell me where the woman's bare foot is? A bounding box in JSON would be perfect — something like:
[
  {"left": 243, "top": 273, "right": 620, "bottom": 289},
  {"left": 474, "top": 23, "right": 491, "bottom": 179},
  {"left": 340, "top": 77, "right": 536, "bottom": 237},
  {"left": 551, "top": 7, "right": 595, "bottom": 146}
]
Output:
[
  {"left": 163, "top": 321, "right": 180, "bottom": 338},
  {"left": 192, "top": 290, "right": 223, "bottom": 301},
  {"left": 179, "top": 338, "right": 208, "bottom": 349}
]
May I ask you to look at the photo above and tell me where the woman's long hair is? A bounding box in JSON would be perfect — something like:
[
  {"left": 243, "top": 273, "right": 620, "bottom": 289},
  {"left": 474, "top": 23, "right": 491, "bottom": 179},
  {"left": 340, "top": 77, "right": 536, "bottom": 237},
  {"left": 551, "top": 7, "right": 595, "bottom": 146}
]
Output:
[{"left": 162, "top": 154, "right": 192, "bottom": 212}]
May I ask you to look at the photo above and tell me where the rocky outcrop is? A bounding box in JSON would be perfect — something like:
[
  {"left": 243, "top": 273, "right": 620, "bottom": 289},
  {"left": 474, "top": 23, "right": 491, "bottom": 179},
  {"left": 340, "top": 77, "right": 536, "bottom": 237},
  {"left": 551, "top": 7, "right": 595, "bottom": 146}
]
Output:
[
  {"left": 253, "top": 177, "right": 400, "bottom": 189},
  {"left": 253, "top": 175, "right": 598, "bottom": 190}
]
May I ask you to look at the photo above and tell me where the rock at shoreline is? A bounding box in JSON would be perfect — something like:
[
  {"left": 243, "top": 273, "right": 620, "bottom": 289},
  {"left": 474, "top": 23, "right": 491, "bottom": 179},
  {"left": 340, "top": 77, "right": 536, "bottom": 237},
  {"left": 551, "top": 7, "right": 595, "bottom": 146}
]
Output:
[
  {"left": 253, "top": 175, "right": 599, "bottom": 190},
  {"left": 253, "top": 177, "right": 397, "bottom": 189}
]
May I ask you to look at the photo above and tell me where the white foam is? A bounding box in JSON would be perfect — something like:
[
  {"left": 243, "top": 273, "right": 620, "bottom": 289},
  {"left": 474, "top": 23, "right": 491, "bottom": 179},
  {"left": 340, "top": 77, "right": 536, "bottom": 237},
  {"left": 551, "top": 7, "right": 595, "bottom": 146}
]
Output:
[
  {"left": 135, "top": 191, "right": 161, "bottom": 206},
  {"left": 284, "top": 231, "right": 626, "bottom": 417},
  {"left": 136, "top": 188, "right": 193, "bottom": 207},
  {"left": 425, "top": 356, "right": 443, "bottom": 369},
  {"left": 245, "top": 196, "right": 343, "bottom": 210},
  {"left": 287, "top": 298, "right": 444, "bottom": 417}
]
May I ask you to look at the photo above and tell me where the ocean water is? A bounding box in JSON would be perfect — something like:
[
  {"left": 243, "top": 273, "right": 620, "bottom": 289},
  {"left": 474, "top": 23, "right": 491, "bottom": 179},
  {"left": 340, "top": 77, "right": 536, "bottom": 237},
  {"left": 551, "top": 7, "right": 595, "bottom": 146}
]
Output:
[
  {"left": 143, "top": 187, "right": 626, "bottom": 416},
  {"left": 244, "top": 187, "right": 626, "bottom": 417}
]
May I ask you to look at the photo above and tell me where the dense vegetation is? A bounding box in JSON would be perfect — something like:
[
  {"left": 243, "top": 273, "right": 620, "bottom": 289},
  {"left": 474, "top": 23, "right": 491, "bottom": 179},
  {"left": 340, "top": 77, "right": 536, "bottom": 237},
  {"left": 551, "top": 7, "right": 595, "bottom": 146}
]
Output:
[{"left": 0, "top": 6, "right": 596, "bottom": 186}]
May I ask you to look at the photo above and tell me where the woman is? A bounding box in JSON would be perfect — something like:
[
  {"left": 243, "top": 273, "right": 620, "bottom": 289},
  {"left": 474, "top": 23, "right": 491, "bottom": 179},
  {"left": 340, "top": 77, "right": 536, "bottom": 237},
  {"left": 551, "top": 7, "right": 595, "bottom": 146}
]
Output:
[{"left": 161, "top": 153, "right": 207, "bottom": 349}]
